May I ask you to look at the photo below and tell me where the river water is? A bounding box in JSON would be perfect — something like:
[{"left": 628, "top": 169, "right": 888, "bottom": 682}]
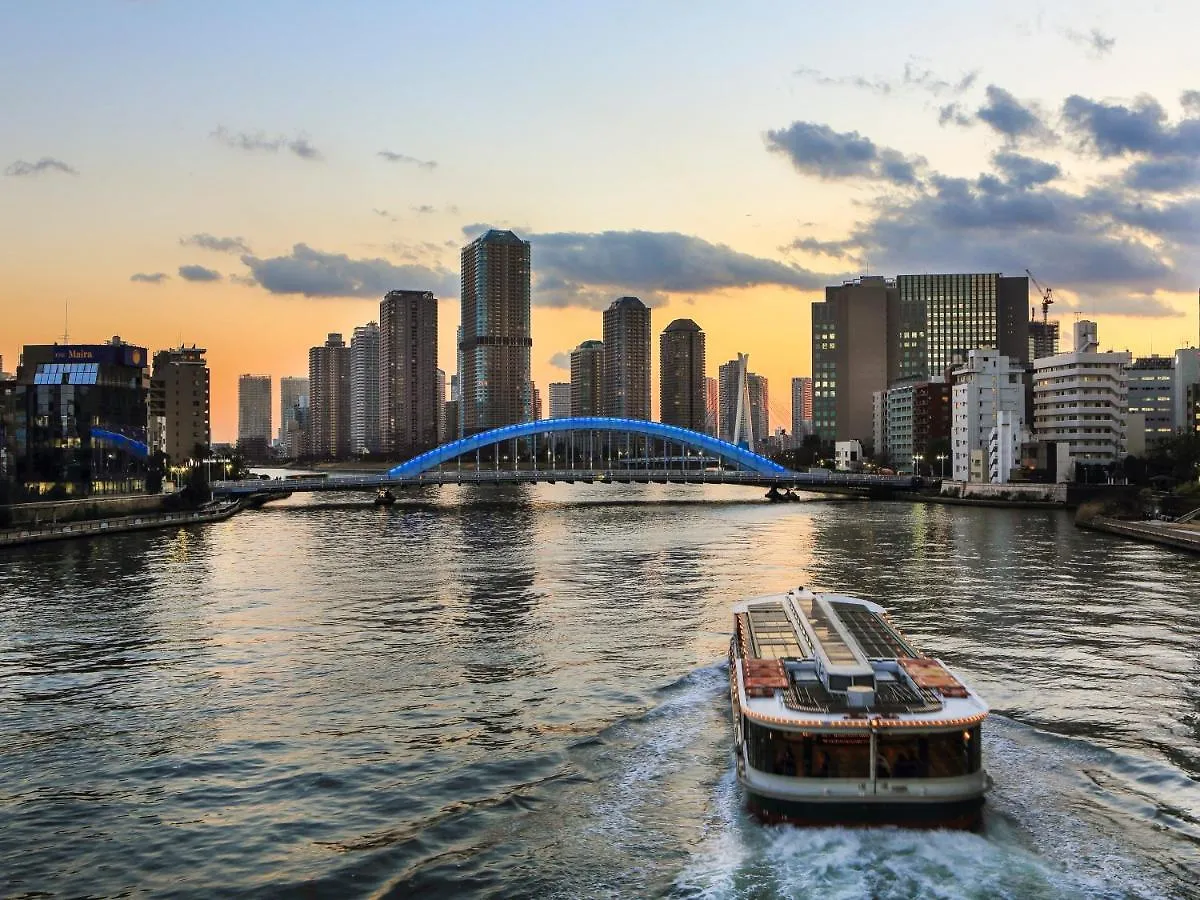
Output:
[{"left": 2, "top": 485, "right": 1198, "bottom": 899}]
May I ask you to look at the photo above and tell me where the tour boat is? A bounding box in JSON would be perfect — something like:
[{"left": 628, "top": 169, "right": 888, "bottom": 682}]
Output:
[{"left": 729, "top": 587, "right": 990, "bottom": 829}]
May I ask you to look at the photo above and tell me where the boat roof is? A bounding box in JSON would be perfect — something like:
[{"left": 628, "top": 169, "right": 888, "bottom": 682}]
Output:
[{"left": 732, "top": 588, "right": 988, "bottom": 730}]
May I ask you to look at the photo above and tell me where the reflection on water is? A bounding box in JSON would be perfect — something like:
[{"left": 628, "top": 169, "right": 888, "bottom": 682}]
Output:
[{"left": 1, "top": 485, "right": 1198, "bottom": 898}]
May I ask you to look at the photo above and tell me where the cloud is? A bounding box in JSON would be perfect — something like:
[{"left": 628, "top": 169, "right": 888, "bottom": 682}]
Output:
[
  {"left": 239, "top": 243, "right": 457, "bottom": 298},
  {"left": 785, "top": 153, "right": 1191, "bottom": 316},
  {"left": 1122, "top": 157, "right": 1200, "bottom": 192},
  {"left": 976, "top": 85, "right": 1054, "bottom": 142},
  {"left": 991, "top": 152, "right": 1061, "bottom": 188},
  {"left": 378, "top": 150, "right": 437, "bottom": 170},
  {"left": 130, "top": 272, "right": 169, "bottom": 284},
  {"left": 793, "top": 67, "right": 892, "bottom": 95},
  {"left": 412, "top": 204, "right": 436, "bottom": 214},
  {"left": 937, "top": 103, "right": 972, "bottom": 127},
  {"left": 178, "top": 264, "right": 222, "bottom": 282},
  {"left": 549, "top": 351, "right": 571, "bottom": 370},
  {"left": 1062, "top": 94, "right": 1200, "bottom": 160},
  {"left": 1183, "top": 91, "right": 1200, "bottom": 116},
  {"left": 180, "top": 233, "right": 252, "bottom": 254},
  {"left": 211, "top": 126, "right": 322, "bottom": 161},
  {"left": 4, "top": 157, "right": 77, "bottom": 177},
  {"left": 1064, "top": 28, "right": 1116, "bottom": 57},
  {"left": 794, "top": 62, "right": 976, "bottom": 99},
  {"left": 764, "top": 121, "right": 923, "bottom": 185},
  {"left": 372, "top": 208, "right": 396, "bottom": 221},
  {"left": 530, "top": 229, "right": 838, "bottom": 309}
]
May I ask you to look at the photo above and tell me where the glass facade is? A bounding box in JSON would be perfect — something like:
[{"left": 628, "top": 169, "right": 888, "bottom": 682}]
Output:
[{"left": 900, "top": 273, "right": 999, "bottom": 380}]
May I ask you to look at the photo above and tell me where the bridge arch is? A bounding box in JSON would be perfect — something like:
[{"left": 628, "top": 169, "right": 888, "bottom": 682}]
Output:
[{"left": 387, "top": 417, "right": 789, "bottom": 478}]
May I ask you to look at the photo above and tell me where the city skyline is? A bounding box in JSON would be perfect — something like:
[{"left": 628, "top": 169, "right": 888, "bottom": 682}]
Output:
[{"left": 5, "top": 2, "right": 1200, "bottom": 442}]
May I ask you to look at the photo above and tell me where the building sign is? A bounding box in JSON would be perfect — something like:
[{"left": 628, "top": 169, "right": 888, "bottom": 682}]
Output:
[{"left": 52, "top": 345, "right": 148, "bottom": 368}]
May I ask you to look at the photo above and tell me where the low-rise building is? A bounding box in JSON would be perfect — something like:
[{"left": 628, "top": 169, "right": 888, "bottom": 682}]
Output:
[
  {"left": 951, "top": 350, "right": 1026, "bottom": 483},
  {"left": 1032, "top": 321, "right": 1129, "bottom": 469}
]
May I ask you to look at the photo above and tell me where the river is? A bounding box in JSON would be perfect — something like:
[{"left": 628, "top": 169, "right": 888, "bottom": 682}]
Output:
[{"left": 1, "top": 485, "right": 1198, "bottom": 898}]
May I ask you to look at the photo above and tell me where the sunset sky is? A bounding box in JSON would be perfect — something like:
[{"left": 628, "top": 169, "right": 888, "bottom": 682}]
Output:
[{"left": 3, "top": 1, "right": 1199, "bottom": 442}]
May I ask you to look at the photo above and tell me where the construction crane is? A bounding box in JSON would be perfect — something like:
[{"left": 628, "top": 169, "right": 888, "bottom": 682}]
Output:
[{"left": 1025, "top": 268, "right": 1054, "bottom": 324}]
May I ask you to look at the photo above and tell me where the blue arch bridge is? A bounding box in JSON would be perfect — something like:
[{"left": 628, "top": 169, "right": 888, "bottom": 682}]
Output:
[{"left": 210, "top": 417, "right": 920, "bottom": 498}]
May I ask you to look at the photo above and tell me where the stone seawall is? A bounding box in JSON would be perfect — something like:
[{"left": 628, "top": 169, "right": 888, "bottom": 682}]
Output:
[{"left": 0, "top": 502, "right": 242, "bottom": 548}]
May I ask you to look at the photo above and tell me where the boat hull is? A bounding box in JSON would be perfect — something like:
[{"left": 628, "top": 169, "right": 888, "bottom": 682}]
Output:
[{"left": 743, "top": 787, "right": 984, "bottom": 830}]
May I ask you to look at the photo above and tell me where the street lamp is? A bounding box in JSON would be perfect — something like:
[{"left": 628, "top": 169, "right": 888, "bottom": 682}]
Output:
[
  {"left": 936, "top": 453, "right": 947, "bottom": 478},
  {"left": 913, "top": 454, "right": 923, "bottom": 476}
]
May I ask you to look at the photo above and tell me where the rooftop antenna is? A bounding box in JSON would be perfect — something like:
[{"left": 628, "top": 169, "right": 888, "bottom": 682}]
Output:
[{"left": 62, "top": 299, "right": 69, "bottom": 345}]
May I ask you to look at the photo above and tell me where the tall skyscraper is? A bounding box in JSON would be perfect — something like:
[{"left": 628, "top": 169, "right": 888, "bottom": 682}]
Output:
[
  {"left": 279, "top": 376, "right": 309, "bottom": 446},
  {"left": 380, "top": 290, "right": 439, "bottom": 458},
  {"left": 150, "top": 345, "right": 210, "bottom": 465},
  {"left": 790, "top": 377, "right": 813, "bottom": 445},
  {"left": 748, "top": 373, "right": 769, "bottom": 446},
  {"left": 237, "top": 374, "right": 272, "bottom": 458},
  {"left": 602, "top": 296, "right": 651, "bottom": 419},
  {"left": 350, "top": 322, "right": 381, "bottom": 455},
  {"left": 570, "top": 339, "right": 604, "bottom": 417},
  {"left": 548, "top": 382, "right": 571, "bottom": 419},
  {"left": 308, "top": 333, "right": 351, "bottom": 459},
  {"left": 459, "top": 230, "right": 531, "bottom": 435},
  {"left": 659, "top": 319, "right": 706, "bottom": 431}
]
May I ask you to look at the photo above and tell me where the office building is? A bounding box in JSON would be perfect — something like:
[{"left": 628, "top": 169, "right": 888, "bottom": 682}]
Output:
[
  {"left": 659, "top": 318, "right": 706, "bottom": 431},
  {"left": 1127, "top": 356, "right": 1174, "bottom": 453},
  {"left": 308, "top": 333, "right": 351, "bottom": 459},
  {"left": 897, "top": 273, "right": 1030, "bottom": 380},
  {"left": 380, "top": 290, "right": 439, "bottom": 458},
  {"left": 951, "top": 350, "right": 1026, "bottom": 482},
  {"left": 548, "top": 382, "right": 571, "bottom": 419},
  {"left": 459, "top": 229, "right": 531, "bottom": 434},
  {"left": 791, "top": 377, "right": 813, "bottom": 446},
  {"left": 350, "top": 322, "right": 381, "bottom": 455},
  {"left": 149, "top": 346, "right": 210, "bottom": 465},
  {"left": 705, "top": 376, "right": 718, "bottom": 437},
  {"left": 603, "top": 296, "right": 651, "bottom": 420},
  {"left": 1174, "top": 348, "right": 1200, "bottom": 432},
  {"left": 237, "top": 374, "right": 272, "bottom": 460},
  {"left": 1032, "top": 321, "right": 1130, "bottom": 466},
  {"left": 279, "top": 376, "right": 309, "bottom": 449},
  {"left": 10, "top": 338, "right": 151, "bottom": 496},
  {"left": 812, "top": 277, "right": 900, "bottom": 444},
  {"left": 570, "top": 339, "right": 604, "bottom": 417}
]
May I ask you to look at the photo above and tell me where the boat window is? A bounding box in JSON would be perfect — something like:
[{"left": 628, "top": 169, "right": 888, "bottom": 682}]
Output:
[
  {"left": 876, "top": 727, "right": 981, "bottom": 778},
  {"left": 810, "top": 735, "right": 870, "bottom": 779}
]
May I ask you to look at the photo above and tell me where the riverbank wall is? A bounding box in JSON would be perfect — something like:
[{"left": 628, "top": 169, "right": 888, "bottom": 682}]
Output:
[
  {"left": 0, "top": 493, "right": 167, "bottom": 527},
  {"left": 0, "top": 501, "right": 243, "bottom": 549},
  {"left": 1076, "top": 516, "right": 1200, "bottom": 555}
]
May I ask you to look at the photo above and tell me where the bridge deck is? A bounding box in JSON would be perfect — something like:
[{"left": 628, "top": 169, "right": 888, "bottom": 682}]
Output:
[{"left": 212, "top": 468, "right": 920, "bottom": 496}]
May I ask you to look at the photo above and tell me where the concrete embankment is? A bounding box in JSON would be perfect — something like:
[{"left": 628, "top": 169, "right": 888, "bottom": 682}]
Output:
[
  {"left": 0, "top": 501, "right": 243, "bottom": 549},
  {"left": 1076, "top": 516, "right": 1200, "bottom": 555}
]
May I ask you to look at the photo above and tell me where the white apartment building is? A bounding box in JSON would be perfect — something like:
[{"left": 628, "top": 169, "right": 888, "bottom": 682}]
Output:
[
  {"left": 1032, "top": 321, "right": 1130, "bottom": 466},
  {"left": 951, "top": 350, "right": 1026, "bottom": 482},
  {"left": 1174, "top": 348, "right": 1200, "bottom": 432}
]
